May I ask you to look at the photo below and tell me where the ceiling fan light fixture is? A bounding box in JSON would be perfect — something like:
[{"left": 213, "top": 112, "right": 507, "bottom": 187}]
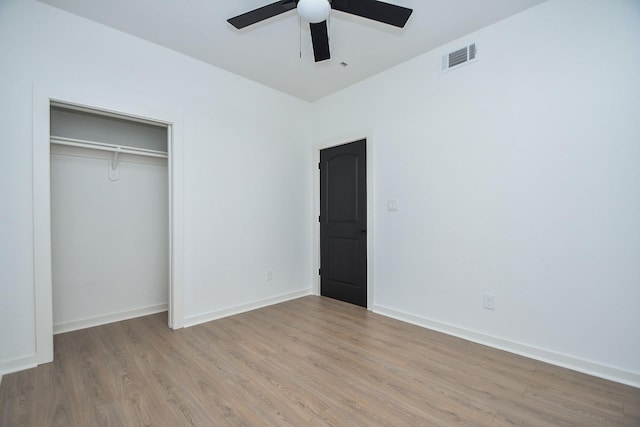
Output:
[{"left": 297, "top": 0, "right": 330, "bottom": 23}]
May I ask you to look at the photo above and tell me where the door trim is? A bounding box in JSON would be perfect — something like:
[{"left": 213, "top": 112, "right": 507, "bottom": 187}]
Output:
[
  {"left": 32, "top": 85, "right": 185, "bottom": 365},
  {"left": 313, "top": 129, "right": 375, "bottom": 309}
]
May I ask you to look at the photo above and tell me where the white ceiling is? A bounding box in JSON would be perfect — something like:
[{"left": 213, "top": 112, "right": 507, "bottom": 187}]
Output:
[{"left": 37, "top": 0, "right": 547, "bottom": 101}]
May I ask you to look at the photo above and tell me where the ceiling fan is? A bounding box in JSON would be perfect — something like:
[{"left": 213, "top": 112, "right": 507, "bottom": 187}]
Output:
[{"left": 228, "top": 0, "right": 413, "bottom": 62}]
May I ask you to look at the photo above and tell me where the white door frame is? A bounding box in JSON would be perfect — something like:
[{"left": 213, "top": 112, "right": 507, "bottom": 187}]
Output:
[{"left": 32, "top": 86, "right": 185, "bottom": 364}]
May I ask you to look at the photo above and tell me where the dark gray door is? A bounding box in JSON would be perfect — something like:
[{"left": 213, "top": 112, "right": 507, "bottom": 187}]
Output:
[{"left": 320, "top": 140, "right": 367, "bottom": 307}]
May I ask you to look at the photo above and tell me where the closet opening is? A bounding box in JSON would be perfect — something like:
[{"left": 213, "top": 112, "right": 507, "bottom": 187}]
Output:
[
  {"left": 32, "top": 89, "right": 184, "bottom": 366},
  {"left": 49, "top": 104, "right": 170, "bottom": 335}
]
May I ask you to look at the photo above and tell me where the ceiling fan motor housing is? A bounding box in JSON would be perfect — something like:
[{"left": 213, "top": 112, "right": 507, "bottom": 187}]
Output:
[{"left": 297, "top": 0, "right": 331, "bottom": 23}]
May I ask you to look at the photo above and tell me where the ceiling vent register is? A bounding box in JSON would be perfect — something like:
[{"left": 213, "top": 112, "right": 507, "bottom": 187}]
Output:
[{"left": 442, "top": 43, "right": 477, "bottom": 72}]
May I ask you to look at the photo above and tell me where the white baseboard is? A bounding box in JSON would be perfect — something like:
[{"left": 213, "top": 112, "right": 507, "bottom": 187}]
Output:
[
  {"left": 372, "top": 304, "right": 640, "bottom": 388},
  {"left": 0, "top": 354, "right": 37, "bottom": 376},
  {"left": 184, "top": 289, "right": 312, "bottom": 327},
  {"left": 53, "top": 303, "right": 168, "bottom": 335}
]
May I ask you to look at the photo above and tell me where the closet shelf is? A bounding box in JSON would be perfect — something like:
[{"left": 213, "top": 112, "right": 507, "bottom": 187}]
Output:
[{"left": 50, "top": 136, "right": 168, "bottom": 159}]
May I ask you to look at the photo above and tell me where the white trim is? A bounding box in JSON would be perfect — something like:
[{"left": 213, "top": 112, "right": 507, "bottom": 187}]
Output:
[
  {"left": 33, "top": 87, "right": 54, "bottom": 364},
  {"left": 53, "top": 304, "right": 168, "bottom": 335},
  {"left": 0, "top": 355, "right": 38, "bottom": 376},
  {"left": 373, "top": 304, "right": 640, "bottom": 388},
  {"left": 168, "top": 120, "right": 185, "bottom": 329},
  {"left": 312, "top": 129, "right": 375, "bottom": 308},
  {"left": 184, "top": 290, "right": 312, "bottom": 328},
  {"left": 32, "top": 85, "right": 185, "bottom": 366}
]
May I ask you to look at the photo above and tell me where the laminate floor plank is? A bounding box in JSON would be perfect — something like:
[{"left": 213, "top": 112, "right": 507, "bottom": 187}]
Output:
[
  {"left": 1, "top": 296, "right": 638, "bottom": 426},
  {"left": 120, "top": 319, "right": 229, "bottom": 427},
  {"left": 197, "top": 319, "right": 328, "bottom": 424}
]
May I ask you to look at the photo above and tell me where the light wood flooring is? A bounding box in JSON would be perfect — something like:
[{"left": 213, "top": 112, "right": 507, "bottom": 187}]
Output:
[{"left": 1, "top": 296, "right": 639, "bottom": 426}]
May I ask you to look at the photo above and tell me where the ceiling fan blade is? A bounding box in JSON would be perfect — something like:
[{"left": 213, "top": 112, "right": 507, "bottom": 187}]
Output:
[
  {"left": 228, "top": 1, "right": 297, "bottom": 29},
  {"left": 331, "top": 0, "right": 413, "bottom": 28},
  {"left": 309, "top": 21, "right": 330, "bottom": 62}
]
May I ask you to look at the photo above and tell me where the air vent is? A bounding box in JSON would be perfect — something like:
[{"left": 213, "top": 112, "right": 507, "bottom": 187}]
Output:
[{"left": 442, "top": 43, "right": 478, "bottom": 72}]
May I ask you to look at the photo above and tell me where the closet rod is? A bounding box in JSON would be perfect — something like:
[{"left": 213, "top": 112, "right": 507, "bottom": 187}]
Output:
[{"left": 50, "top": 136, "right": 168, "bottom": 159}]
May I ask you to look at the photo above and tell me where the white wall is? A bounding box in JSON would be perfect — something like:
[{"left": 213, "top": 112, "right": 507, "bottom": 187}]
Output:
[
  {"left": 312, "top": 0, "right": 640, "bottom": 386},
  {"left": 50, "top": 147, "right": 168, "bottom": 333},
  {"left": 0, "top": 0, "right": 313, "bottom": 371},
  {"left": 50, "top": 107, "right": 169, "bottom": 151}
]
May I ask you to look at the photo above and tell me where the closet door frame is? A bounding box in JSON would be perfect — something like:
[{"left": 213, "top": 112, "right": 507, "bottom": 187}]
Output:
[{"left": 32, "top": 85, "right": 185, "bottom": 365}]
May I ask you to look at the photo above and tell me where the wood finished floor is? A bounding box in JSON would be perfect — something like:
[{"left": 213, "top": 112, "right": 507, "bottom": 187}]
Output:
[{"left": 1, "top": 296, "right": 638, "bottom": 426}]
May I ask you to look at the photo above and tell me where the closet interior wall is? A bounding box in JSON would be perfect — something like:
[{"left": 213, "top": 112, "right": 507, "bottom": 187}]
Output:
[{"left": 50, "top": 106, "right": 169, "bottom": 334}]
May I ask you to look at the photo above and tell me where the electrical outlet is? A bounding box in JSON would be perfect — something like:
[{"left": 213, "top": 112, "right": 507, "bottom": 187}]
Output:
[
  {"left": 265, "top": 269, "right": 272, "bottom": 281},
  {"left": 483, "top": 293, "right": 496, "bottom": 310}
]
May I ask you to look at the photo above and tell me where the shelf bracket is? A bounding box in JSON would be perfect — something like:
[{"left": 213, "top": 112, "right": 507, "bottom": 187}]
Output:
[{"left": 108, "top": 146, "right": 122, "bottom": 181}]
